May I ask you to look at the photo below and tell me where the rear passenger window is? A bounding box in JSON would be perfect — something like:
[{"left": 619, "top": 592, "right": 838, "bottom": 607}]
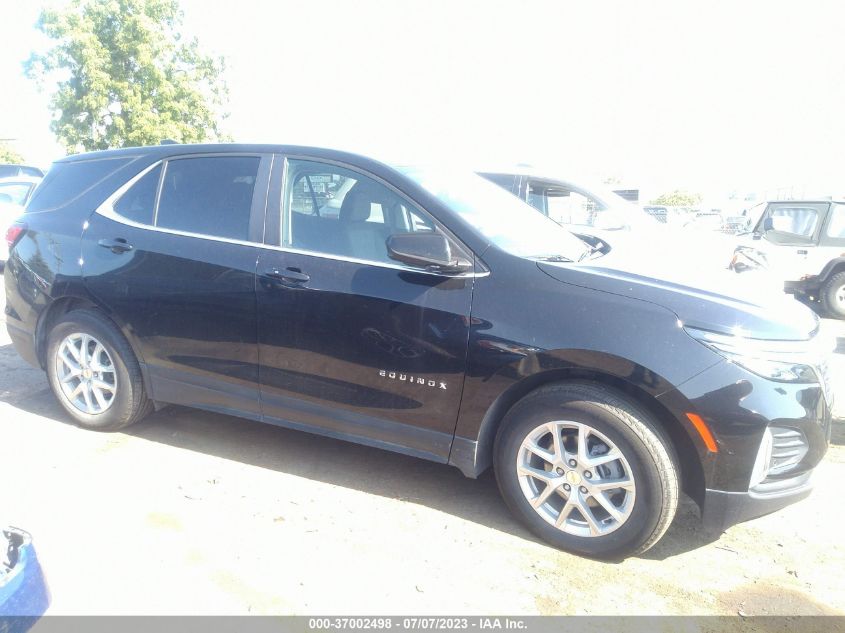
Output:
[
  {"left": 114, "top": 165, "right": 161, "bottom": 224},
  {"left": 156, "top": 156, "right": 259, "bottom": 241}
]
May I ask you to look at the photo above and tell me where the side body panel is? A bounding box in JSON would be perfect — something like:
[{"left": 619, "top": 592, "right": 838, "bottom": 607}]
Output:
[
  {"left": 78, "top": 153, "right": 272, "bottom": 417},
  {"left": 450, "top": 250, "right": 723, "bottom": 478},
  {"left": 4, "top": 157, "right": 147, "bottom": 367},
  {"left": 81, "top": 213, "right": 263, "bottom": 417},
  {"left": 254, "top": 155, "right": 475, "bottom": 462}
]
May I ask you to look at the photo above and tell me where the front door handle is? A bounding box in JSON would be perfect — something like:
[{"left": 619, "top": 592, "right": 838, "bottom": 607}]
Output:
[
  {"left": 98, "top": 238, "right": 133, "bottom": 254},
  {"left": 265, "top": 267, "right": 310, "bottom": 284}
]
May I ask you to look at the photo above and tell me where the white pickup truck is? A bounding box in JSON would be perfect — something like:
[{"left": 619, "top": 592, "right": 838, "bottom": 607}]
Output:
[{"left": 731, "top": 200, "right": 845, "bottom": 319}]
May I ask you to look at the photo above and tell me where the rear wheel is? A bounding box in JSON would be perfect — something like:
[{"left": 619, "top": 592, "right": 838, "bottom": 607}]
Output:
[
  {"left": 46, "top": 310, "right": 153, "bottom": 431},
  {"left": 494, "top": 383, "right": 679, "bottom": 559},
  {"left": 820, "top": 271, "right": 845, "bottom": 319}
]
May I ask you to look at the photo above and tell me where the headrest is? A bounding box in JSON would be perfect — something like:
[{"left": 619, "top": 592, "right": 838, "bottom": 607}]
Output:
[
  {"left": 339, "top": 182, "right": 392, "bottom": 222},
  {"left": 339, "top": 189, "right": 372, "bottom": 222}
]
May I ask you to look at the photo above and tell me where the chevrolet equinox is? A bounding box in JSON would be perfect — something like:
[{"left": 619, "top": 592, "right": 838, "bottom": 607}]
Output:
[{"left": 4, "top": 144, "right": 834, "bottom": 558}]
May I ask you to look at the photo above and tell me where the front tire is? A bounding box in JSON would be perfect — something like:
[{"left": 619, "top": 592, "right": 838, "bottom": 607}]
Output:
[
  {"left": 46, "top": 310, "right": 153, "bottom": 431},
  {"left": 494, "top": 382, "right": 679, "bottom": 559},
  {"left": 820, "top": 271, "right": 845, "bottom": 319}
]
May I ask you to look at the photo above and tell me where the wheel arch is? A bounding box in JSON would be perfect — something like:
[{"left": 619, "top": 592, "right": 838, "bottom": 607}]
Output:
[
  {"left": 819, "top": 257, "right": 845, "bottom": 284},
  {"left": 465, "top": 366, "right": 706, "bottom": 508},
  {"left": 35, "top": 294, "right": 147, "bottom": 376}
]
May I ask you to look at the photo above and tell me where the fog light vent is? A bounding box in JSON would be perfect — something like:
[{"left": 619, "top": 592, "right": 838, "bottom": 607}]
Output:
[
  {"left": 768, "top": 426, "right": 808, "bottom": 475},
  {"left": 750, "top": 428, "right": 774, "bottom": 488}
]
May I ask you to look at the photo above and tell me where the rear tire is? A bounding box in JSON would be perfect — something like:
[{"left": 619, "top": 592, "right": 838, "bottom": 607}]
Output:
[
  {"left": 820, "top": 271, "right": 845, "bottom": 319},
  {"left": 46, "top": 310, "right": 153, "bottom": 431},
  {"left": 494, "top": 382, "right": 679, "bottom": 559}
]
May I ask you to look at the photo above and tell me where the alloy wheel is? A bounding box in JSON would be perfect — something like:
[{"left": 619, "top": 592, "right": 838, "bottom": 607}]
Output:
[
  {"left": 516, "top": 420, "right": 636, "bottom": 537},
  {"left": 54, "top": 333, "right": 117, "bottom": 415}
]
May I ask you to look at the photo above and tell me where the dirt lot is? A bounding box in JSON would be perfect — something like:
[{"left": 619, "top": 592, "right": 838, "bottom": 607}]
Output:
[{"left": 2, "top": 287, "right": 844, "bottom": 616}]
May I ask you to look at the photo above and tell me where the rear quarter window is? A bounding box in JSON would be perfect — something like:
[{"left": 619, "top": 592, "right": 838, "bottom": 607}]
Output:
[
  {"left": 822, "top": 203, "right": 845, "bottom": 245},
  {"left": 113, "top": 164, "right": 162, "bottom": 225},
  {"left": 26, "top": 157, "right": 133, "bottom": 213}
]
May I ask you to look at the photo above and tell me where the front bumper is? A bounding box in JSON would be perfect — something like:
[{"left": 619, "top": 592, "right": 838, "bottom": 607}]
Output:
[
  {"left": 658, "top": 357, "right": 831, "bottom": 530},
  {"left": 784, "top": 277, "right": 820, "bottom": 296},
  {"left": 701, "top": 472, "right": 813, "bottom": 532}
]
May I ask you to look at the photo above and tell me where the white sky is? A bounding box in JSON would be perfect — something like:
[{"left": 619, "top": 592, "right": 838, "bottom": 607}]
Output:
[{"left": 2, "top": 0, "right": 844, "bottom": 199}]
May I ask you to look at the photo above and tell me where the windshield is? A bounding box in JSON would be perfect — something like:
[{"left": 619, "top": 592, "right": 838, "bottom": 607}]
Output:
[{"left": 399, "top": 167, "right": 590, "bottom": 261}]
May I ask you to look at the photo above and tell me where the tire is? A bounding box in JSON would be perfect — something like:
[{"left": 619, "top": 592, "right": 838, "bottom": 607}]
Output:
[
  {"left": 820, "top": 271, "right": 845, "bottom": 320},
  {"left": 46, "top": 309, "right": 153, "bottom": 431},
  {"left": 494, "top": 382, "right": 679, "bottom": 559}
]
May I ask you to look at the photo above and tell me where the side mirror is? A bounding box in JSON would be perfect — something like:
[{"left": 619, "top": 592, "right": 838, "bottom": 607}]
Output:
[{"left": 387, "top": 232, "right": 472, "bottom": 274}]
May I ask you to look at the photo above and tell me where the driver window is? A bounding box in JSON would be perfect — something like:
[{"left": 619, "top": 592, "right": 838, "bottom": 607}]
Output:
[
  {"left": 284, "top": 159, "right": 450, "bottom": 266},
  {"left": 763, "top": 204, "right": 823, "bottom": 241}
]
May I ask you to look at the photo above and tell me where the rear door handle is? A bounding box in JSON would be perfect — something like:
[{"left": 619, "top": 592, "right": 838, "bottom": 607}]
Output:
[
  {"left": 265, "top": 267, "right": 310, "bottom": 284},
  {"left": 98, "top": 238, "right": 133, "bottom": 253}
]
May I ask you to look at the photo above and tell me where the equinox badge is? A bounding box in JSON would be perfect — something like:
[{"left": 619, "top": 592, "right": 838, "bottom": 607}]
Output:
[{"left": 379, "top": 370, "right": 447, "bottom": 390}]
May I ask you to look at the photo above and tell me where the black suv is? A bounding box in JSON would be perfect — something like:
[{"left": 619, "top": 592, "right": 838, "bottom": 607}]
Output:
[{"left": 5, "top": 145, "right": 833, "bottom": 558}]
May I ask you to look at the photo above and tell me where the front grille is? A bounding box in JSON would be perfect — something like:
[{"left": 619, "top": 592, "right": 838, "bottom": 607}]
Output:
[{"left": 768, "top": 426, "right": 808, "bottom": 475}]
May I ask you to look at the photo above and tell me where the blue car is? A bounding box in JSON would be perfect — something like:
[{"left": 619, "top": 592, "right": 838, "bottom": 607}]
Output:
[{"left": 1, "top": 527, "right": 49, "bottom": 623}]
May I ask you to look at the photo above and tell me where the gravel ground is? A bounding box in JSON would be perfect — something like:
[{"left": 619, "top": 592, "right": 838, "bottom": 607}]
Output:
[{"left": 2, "top": 288, "right": 843, "bottom": 616}]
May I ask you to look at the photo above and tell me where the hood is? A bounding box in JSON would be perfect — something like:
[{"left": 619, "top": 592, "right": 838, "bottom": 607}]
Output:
[{"left": 539, "top": 237, "right": 819, "bottom": 341}]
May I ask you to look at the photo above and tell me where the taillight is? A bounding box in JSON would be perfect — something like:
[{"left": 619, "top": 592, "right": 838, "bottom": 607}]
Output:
[{"left": 5, "top": 223, "right": 26, "bottom": 249}]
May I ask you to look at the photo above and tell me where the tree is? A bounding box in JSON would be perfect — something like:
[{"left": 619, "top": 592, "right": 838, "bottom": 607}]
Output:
[
  {"left": 650, "top": 189, "right": 702, "bottom": 207},
  {"left": 0, "top": 142, "right": 25, "bottom": 164},
  {"left": 26, "top": 0, "right": 229, "bottom": 153}
]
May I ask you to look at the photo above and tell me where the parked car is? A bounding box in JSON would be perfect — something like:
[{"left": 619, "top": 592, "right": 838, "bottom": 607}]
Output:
[
  {"left": 1, "top": 527, "right": 50, "bottom": 618},
  {"left": 731, "top": 200, "right": 845, "bottom": 319},
  {"left": 4, "top": 144, "right": 833, "bottom": 559},
  {"left": 642, "top": 205, "right": 669, "bottom": 223},
  {"left": 479, "top": 167, "right": 659, "bottom": 234},
  {"left": 0, "top": 176, "right": 43, "bottom": 207},
  {"left": 480, "top": 168, "right": 736, "bottom": 270},
  {"left": 682, "top": 211, "right": 724, "bottom": 232},
  {"left": 720, "top": 215, "right": 752, "bottom": 235},
  {"left": 0, "top": 165, "right": 45, "bottom": 179},
  {"left": 1, "top": 208, "right": 26, "bottom": 267},
  {"left": 0, "top": 177, "right": 43, "bottom": 265}
]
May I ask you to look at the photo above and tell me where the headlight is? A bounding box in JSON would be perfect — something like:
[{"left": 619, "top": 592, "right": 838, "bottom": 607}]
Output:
[
  {"left": 730, "top": 246, "right": 767, "bottom": 271},
  {"left": 685, "top": 327, "right": 835, "bottom": 384}
]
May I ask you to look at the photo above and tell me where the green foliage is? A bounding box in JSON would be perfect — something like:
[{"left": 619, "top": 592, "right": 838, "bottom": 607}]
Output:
[
  {"left": 26, "top": 0, "right": 230, "bottom": 153},
  {"left": 650, "top": 189, "right": 702, "bottom": 207},
  {"left": 0, "top": 142, "right": 25, "bottom": 164}
]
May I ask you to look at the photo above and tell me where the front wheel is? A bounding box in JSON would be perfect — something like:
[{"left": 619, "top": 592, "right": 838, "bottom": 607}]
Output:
[
  {"left": 820, "top": 271, "right": 845, "bottom": 319},
  {"left": 46, "top": 310, "right": 153, "bottom": 431},
  {"left": 494, "top": 383, "right": 679, "bottom": 559}
]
